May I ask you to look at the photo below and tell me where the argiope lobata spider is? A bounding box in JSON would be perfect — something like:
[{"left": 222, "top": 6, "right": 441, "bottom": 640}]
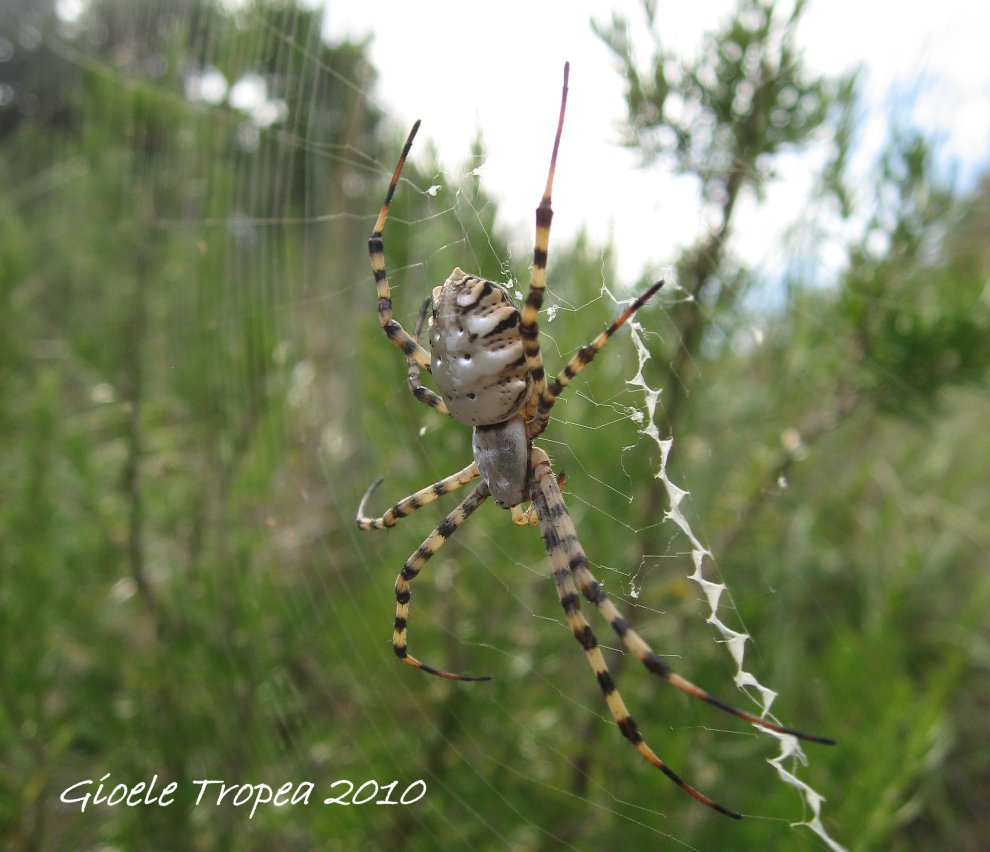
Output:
[{"left": 357, "top": 62, "right": 834, "bottom": 819}]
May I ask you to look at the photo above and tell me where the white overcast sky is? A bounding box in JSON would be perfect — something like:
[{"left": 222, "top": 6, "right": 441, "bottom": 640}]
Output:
[{"left": 324, "top": 0, "right": 990, "bottom": 282}]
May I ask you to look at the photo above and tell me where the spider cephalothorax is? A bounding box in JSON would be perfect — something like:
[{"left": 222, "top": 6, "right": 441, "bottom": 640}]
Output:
[{"left": 357, "top": 62, "right": 833, "bottom": 819}]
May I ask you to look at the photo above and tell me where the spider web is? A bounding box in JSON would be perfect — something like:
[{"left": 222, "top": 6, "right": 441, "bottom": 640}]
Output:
[
  {"left": 10, "top": 3, "right": 847, "bottom": 850},
  {"left": 326, "top": 79, "right": 847, "bottom": 852},
  {"left": 624, "top": 306, "right": 843, "bottom": 851}
]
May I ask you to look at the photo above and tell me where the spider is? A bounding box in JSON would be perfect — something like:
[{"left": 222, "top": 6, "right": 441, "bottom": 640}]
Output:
[{"left": 357, "top": 62, "right": 834, "bottom": 819}]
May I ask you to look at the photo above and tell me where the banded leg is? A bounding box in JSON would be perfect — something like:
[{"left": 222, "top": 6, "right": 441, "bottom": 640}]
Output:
[
  {"left": 357, "top": 462, "right": 480, "bottom": 531},
  {"left": 393, "top": 481, "right": 492, "bottom": 681},
  {"left": 568, "top": 556, "right": 836, "bottom": 745},
  {"left": 520, "top": 62, "right": 569, "bottom": 422},
  {"left": 528, "top": 279, "right": 665, "bottom": 439},
  {"left": 511, "top": 471, "right": 566, "bottom": 526},
  {"left": 528, "top": 448, "right": 740, "bottom": 818},
  {"left": 529, "top": 447, "right": 835, "bottom": 747},
  {"left": 407, "top": 295, "right": 449, "bottom": 415},
  {"left": 369, "top": 120, "right": 433, "bottom": 375}
]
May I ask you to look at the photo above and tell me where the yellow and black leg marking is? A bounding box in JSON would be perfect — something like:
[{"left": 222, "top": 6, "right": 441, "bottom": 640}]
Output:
[
  {"left": 392, "top": 482, "right": 493, "bottom": 682},
  {"left": 510, "top": 471, "right": 566, "bottom": 526},
  {"left": 567, "top": 557, "right": 837, "bottom": 746},
  {"left": 368, "top": 120, "right": 434, "bottom": 377},
  {"left": 406, "top": 295, "right": 449, "bottom": 415},
  {"left": 527, "top": 447, "right": 834, "bottom": 816},
  {"left": 357, "top": 462, "right": 480, "bottom": 531},
  {"left": 527, "top": 447, "right": 741, "bottom": 818},
  {"left": 520, "top": 62, "right": 569, "bottom": 422},
  {"left": 528, "top": 279, "right": 664, "bottom": 438}
]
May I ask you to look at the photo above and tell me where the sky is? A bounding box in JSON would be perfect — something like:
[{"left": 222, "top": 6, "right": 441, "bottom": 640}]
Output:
[{"left": 323, "top": 0, "right": 990, "bottom": 283}]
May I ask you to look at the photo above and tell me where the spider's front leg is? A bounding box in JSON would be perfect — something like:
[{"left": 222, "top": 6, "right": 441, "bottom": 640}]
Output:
[
  {"left": 527, "top": 447, "right": 834, "bottom": 818},
  {"left": 356, "top": 463, "right": 489, "bottom": 678},
  {"left": 527, "top": 447, "right": 742, "bottom": 818},
  {"left": 390, "top": 481, "right": 493, "bottom": 682}
]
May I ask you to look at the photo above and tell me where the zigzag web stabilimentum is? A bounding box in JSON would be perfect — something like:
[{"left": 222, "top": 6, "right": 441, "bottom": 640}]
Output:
[{"left": 622, "top": 282, "right": 845, "bottom": 851}]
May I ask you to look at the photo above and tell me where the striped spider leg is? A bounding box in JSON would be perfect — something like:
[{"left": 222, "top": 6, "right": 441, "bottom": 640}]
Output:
[
  {"left": 360, "top": 473, "right": 493, "bottom": 682},
  {"left": 368, "top": 120, "right": 450, "bottom": 417},
  {"left": 528, "top": 448, "right": 834, "bottom": 819},
  {"left": 357, "top": 61, "right": 833, "bottom": 818},
  {"left": 518, "top": 61, "right": 570, "bottom": 427}
]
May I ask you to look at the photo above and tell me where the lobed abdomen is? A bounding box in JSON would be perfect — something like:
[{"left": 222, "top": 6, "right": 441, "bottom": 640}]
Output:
[{"left": 430, "top": 268, "right": 532, "bottom": 426}]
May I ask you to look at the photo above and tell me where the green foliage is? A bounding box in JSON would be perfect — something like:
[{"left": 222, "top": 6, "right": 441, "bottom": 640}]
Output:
[
  {"left": 596, "top": 0, "right": 861, "bottom": 459},
  {"left": 595, "top": 0, "right": 855, "bottom": 195},
  {"left": 840, "top": 134, "right": 990, "bottom": 413}
]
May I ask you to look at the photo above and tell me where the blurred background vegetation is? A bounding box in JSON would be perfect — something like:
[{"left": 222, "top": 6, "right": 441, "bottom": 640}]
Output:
[{"left": 2, "top": 0, "right": 988, "bottom": 849}]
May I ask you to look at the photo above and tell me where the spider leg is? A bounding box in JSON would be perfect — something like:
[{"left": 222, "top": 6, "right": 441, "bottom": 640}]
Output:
[
  {"left": 528, "top": 448, "right": 741, "bottom": 819},
  {"left": 573, "top": 553, "right": 837, "bottom": 744},
  {"left": 520, "top": 62, "right": 569, "bottom": 423},
  {"left": 406, "top": 295, "right": 450, "bottom": 415},
  {"left": 528, "top": 279, "right": 664, "bottom": 439},
  {"left": 393, "top": 481, "right": 493, "bottom": 682},
  {"left": 357, "top": 462, "right": 480, "bottom": 531},
  {"left": 369, "top": 120, "right": 433, "bottom": 375},
  {"left": 510, "top": 471, "right": 566, "bottom": 526},
  {"left": 530, "top": 448, "right": 836, "bottom": 747}
]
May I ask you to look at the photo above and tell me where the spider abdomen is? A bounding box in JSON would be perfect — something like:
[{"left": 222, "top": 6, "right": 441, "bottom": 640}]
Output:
[{"left": 430, "top": 268, "right": 532, "bottom": 426}]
